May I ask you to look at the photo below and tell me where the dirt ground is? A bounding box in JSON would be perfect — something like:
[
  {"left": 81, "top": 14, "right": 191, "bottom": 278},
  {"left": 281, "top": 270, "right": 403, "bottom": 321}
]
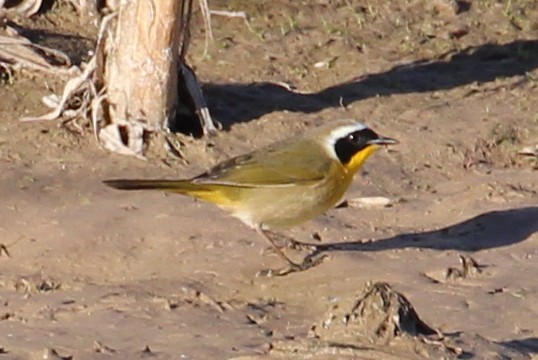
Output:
[{"left": 1, "top": 0, "right": 538, "bottom": 359}]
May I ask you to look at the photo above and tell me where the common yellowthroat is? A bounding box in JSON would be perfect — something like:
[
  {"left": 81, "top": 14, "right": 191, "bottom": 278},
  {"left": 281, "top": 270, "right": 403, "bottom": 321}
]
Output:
[{"left": 104, "top": 119, "right": 397, "bottom": 275}]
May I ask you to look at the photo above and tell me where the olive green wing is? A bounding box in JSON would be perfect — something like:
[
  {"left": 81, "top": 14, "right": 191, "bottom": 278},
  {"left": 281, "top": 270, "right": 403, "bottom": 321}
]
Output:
[{"left": 192, "top": 140, "right": 331, "bottom": 187}]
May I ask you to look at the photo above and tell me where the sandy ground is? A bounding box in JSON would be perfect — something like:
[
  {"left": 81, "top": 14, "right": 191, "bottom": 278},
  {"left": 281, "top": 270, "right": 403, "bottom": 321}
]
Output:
[{"left": 1, "top": 0, "right": 538, "bottom": 359}]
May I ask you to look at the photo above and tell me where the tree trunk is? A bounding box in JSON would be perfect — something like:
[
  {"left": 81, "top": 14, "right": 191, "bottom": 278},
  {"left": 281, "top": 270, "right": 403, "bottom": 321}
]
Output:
[
  {"left": 102, "top": 0, "right": 181, "bottom": 152},
  {"left": 98, "top": 0, "right": 186, "bottom": 156}
]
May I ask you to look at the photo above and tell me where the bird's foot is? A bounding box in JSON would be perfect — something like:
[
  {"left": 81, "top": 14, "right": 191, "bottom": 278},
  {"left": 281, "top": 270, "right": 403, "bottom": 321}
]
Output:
[
  {"left": 261, "top": 240, "right": 317, "bottom": 257},
  {"left": 256, "top": 254, "right": 327, "bottom": 277},
  {"left": 285, "top": 238, "right": 319, "bottom": 252},
  {"left": 261, "top": 232, "right": 318, "bottom": 254}
]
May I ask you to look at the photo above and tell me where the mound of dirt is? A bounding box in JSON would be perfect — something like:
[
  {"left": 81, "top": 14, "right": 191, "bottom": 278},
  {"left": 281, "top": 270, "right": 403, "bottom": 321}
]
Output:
[{"left": 268, "top": 282, "right": 459, "bottom": 359}]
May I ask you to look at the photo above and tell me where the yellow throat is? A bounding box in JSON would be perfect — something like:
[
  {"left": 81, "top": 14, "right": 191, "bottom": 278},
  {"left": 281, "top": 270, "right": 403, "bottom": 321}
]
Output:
[{"left": 344, "top": 144, "right": 380, "bottom": 174}]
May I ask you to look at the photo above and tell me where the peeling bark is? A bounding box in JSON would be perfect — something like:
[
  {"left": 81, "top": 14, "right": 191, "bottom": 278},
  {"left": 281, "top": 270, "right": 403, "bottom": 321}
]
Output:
[{"left": 104, "top": 0, "right": 181, "bottom": 132}]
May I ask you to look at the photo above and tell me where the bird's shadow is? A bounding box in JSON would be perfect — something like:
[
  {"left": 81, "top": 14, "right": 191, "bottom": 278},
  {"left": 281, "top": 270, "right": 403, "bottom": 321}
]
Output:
[
  {"left": 309, "top": 206, "right": 538, "bottom": 256},
  {"left": 203, "top": 39, "right": 538, "bottom": 129},
  {"left": 498, "top": 337, "right": 538, "bottom": 355}
]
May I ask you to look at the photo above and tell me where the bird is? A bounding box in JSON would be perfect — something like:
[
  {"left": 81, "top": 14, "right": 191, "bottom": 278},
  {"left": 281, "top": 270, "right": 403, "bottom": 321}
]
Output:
[{"left": 104, "top": 119, "right": 398, "bottom": 276}]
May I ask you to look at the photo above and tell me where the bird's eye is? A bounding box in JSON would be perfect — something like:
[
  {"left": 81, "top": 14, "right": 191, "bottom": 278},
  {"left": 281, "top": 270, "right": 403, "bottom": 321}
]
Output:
[{"left": 348, "top": 133, "right": 357, "bottom": 143}]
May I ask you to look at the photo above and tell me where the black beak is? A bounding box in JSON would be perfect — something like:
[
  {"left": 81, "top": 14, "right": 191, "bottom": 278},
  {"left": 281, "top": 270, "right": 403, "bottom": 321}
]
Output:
[{"left": 367, "top": 136, "right": 399, "bottom": 145}]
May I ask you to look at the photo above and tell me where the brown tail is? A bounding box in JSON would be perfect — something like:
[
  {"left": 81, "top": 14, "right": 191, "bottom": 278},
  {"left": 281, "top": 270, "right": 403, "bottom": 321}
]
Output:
[
  {"left": 103, "top": 179, "right": 198, "bottom": 192},
  {"left": 104, "top": 179, "right": 238, "bottom": 207}
]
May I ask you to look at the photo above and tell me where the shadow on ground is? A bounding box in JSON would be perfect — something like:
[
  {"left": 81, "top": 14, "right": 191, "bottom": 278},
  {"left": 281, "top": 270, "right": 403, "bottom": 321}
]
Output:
[
  {"left": 6, "top": 21, "right": 95, "bottom": 66},
  {"left": 204, "top": 39, "right": 538, "bottom": 128},
  {"left": 499, "top": 337, "right": 538, "bottom": 354},
  {"left": 312, "top": 206, "right": 538, "bottom": 255}
]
